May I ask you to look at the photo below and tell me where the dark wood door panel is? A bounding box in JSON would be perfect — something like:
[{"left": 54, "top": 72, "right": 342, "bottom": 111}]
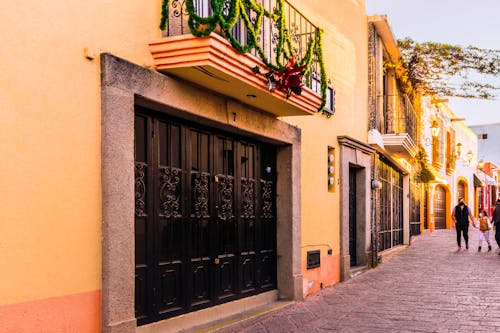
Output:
[
  {"left": 157, "top": 218, "right": 183, "bottom": 262},
  {"left": 190, "top": 259, "right": 211, "bottom": 308},
  {"left": 258, "top": 252, "right": 275, "bottom": 290},
  {"left": 240, "top": 254, "right": 257, "bottom": 294},
  {"left": 215, "top": 255, "right": 237, "bottom": 301},
  {"left": 157, "top": 263, "right": 183, "bottom": 315},
  {"left": 135, "top": 268, "right": 148, "bottom": 320}
]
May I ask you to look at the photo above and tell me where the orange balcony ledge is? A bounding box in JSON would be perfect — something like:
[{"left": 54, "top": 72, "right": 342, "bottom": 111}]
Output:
[{"left": 149, "top": 33, "right": 322, "bottom": 117}]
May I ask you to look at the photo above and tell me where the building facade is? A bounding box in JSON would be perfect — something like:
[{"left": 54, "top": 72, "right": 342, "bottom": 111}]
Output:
[
  {"left": 450, "top": 119, "right": 478, "bottom": 215},
  {"left": 1, "top": 0, "right": 374, "bottom": 332},
  {"left": 470, "top": 123, "right": 500, "bottom": 167},
  {"left": 367, "top": 15, "right": 419, "bottom": 260},
  {"left": 475, "top": 162, "right": 498, "bottom": 217},
  {"left": 281, "top": 0, "right": 373, "bottom": 288},
  {"left": 470, "top": 123, "right": 500, "bottom": 210},
  {"left": 419, "top": 97, "right": 478, "bottom": 232}
]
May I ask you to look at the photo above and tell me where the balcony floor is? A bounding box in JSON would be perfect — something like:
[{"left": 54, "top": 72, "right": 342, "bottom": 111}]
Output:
[{"left": 149, "top": 33, "right": 322, "bottom": 117}]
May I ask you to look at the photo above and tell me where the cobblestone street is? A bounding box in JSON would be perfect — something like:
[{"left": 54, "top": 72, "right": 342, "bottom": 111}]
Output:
[{"left": 219, "top": 228, "right": 500, "bottom": 333}]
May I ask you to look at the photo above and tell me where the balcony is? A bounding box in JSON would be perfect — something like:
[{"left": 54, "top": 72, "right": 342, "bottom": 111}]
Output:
[
  {"left": 149, "top": 0, "right": 326, "bottom": 117},
  {"left": 382, "top": 94, "right": 418, "bottom": 158}
]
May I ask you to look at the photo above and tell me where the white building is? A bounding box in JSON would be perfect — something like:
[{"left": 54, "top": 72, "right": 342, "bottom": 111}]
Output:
[
  {"left": 469, "top": 123, "right": 500, "bottom": 167},
  {"left": 420, "top": 97, "right": 477, "bottom": 230}
]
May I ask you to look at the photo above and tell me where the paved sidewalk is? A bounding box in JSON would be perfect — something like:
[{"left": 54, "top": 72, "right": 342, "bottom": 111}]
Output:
[{"left": 218, "top": 228, "right": 500, "bottom": 333}]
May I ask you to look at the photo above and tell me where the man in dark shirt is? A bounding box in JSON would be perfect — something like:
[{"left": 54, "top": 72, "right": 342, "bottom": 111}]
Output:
[
  {"left": 492, "top": 199, "right": 500, "bottom": 255},
  {"left": 451, "top": 198, "right": 474, "bottom": 251}
]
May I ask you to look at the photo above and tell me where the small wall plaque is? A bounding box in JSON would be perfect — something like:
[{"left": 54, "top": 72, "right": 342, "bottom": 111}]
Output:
[{"left": 307, "top": 250, "right": 320, "bottom": 269}]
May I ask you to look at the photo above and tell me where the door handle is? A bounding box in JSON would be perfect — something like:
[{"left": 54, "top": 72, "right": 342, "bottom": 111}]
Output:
[{"left": 152, "top": 287, "right": 157, "bottom": 309}]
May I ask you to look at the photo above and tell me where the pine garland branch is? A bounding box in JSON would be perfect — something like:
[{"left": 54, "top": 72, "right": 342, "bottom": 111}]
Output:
[
  {"left": 159, "top": 0, "right": 329, "bottom": 112},
  {"left": 415, "top": 146, "right": 435, "bottom": 183}
]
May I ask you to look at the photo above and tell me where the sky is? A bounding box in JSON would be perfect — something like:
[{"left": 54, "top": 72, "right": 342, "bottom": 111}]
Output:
[{"left": 366, "top": 0, "right": 500, "bottom": 126}]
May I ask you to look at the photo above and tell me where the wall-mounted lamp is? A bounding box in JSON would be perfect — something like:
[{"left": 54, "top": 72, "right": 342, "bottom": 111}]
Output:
[
  {"left": 456, "top": 142, "right": 462, "bottom": 157},
  {"left": 371, "top": 179, "right": 382, "bottom": 190},
  {"left": 478, "top": 159, "right": 484, "bottom": 170},
  {"left": 467, "top": 150, "right": 473, "bottom": 165},
  {"left": 431, "top": 120, "right": 440, "bottom": 138}
]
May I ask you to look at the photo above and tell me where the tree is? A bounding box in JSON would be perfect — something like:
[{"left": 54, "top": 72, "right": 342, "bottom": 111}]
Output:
[{"left": 396, "top": 38, "right": 500, "bottom": 99}]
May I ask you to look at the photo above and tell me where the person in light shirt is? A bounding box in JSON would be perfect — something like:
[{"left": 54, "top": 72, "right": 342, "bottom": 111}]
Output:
[{"left": 473, "top": 210, "right": 492, "bottom": 252}]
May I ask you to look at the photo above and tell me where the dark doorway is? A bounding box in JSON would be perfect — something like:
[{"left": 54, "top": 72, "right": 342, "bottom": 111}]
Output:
[
  {"left": 410, "top": 179, "right": 421, "bottom": 236},
  {"left": 134, "top": 107, "right": 277, "bottom": 325},
  {"left": 457, "top": 181, "right": 465, "bottom": 202},
  {"left": 434, "top": 186, "right": 446, "bottom": 229},
  {"left": 349, "top": 167, "right": 357, "bottom": 267}
]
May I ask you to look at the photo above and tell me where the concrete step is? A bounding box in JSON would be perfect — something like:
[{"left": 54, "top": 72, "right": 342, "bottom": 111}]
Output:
[
  {"left": 186, "top": 300, "right": 294, "bottom": 333},
  {"left": 349, "top": 265, "right": 370, "bottom": 278}
]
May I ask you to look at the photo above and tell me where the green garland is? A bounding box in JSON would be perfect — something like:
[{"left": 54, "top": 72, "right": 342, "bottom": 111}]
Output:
[
  {"left": 159, "top": 0, "right": 328, "bottom": 112},
  {"left": 415, "top": 146, "right": 435, "bottom": 183},
  {"left": 160, "top": 0, "right": 169, "bottom": 33},
  {"left": 316, "top": 28, "right": 327, "bottom": 112}
]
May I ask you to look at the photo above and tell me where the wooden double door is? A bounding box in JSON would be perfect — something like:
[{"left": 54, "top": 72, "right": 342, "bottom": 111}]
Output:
[
  {"left": 434, "top": 186, "right": 446, "bottom": 229},
  {"left": 134, "top": 108, "right": 277, "bottom": 325}
]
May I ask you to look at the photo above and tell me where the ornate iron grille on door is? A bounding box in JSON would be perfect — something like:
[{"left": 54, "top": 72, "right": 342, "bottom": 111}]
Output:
[
  {"left": 377, "top": 157, "right": 404, "bottom": 252},
  {"left": 134, "top": 107, "right": 277, "bottom": 325}
]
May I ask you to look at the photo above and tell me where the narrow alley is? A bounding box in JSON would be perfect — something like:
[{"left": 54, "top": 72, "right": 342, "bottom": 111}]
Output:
[{"left": 214, "top": 228, "right": 500, "bottom": 333}]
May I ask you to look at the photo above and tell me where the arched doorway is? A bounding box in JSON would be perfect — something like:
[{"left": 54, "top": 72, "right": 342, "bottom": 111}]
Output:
[
  {"left": 434, "top": 185, "right": 447, "bottom": 229},
  {"left": 457, "top": 181, "right": 465, "bottom": 200},
  {"left": 457, "top": 178, "right": 468, "bottom": 204}
]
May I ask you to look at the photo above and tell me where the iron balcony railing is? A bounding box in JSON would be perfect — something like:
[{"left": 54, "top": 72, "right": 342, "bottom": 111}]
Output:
[
  {"left": 163, "top": 0, "right": 323, "bottom": 95},
  {"left": 384, "top": 94, "right": 417, "bottom": 143}
]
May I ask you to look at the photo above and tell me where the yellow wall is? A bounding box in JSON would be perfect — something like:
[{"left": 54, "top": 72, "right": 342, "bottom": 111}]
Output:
[
  {"left": 0, "top": 0, "right": 368, "bottom": 310},
  {"left": 0, "top": 0, "right": 161, "bottom": 305},
  {"left": 282, "top": 0, "right": 368, "bottom": 293}
]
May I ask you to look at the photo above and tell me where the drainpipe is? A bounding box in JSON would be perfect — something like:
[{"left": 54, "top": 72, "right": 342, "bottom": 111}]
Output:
[{"left": 370, "top": 152, "right": 378, "bottom": 267}]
